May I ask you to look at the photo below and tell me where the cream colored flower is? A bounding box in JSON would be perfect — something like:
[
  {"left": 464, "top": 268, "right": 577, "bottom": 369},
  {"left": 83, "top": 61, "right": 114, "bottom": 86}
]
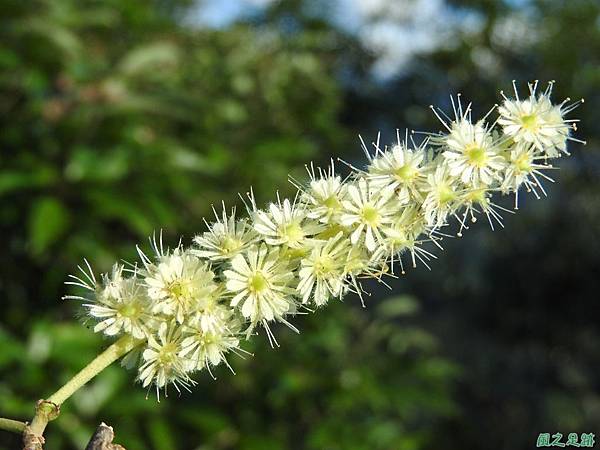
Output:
[
  {"left": 420, "top": 160, "right": 463, "bottom": 227},
  {"left": 179, "top": 310, "right": 242, "bottom": 373},
  {"left": 498, "top": 83, "right": 572, "bottom": 157},
  {"left": 193, "top": 206, "right": 256, "bottom": 262},
  {"left": 501, "top": 142, "right": 554, "bottom": 208},
  {"left": 86, "top": 264, "right": 151, "bottom": 339},
  {"left": 301, "top": 163, "right": 348, "bottom": 224},
  {"left": 143, "top": 249, "right": 217, "bottom": 324},
  {"left": 442, "top": 120, "right": 506, "bottom": 186},
  {"left": 188, "top": 287, "right": 231, "bottom": 334},
  {"left": 297, "top": 232, "right": 350, "bottom": 306},
  {"left": 138, "top": 322, "right": 191, "bottom": 394},
  {"left": 367, "top": 142, "right": 426, "bottom": 202},
  {"left": 454, "top": 188, "right": 509, "bottom": 235},
  {"left": 254, "top": 198, "right": 323, "bottom": 249},
  {"left": 340, "top": 178, "right": 397, "bottom": 253},
  {"left": 224, "top": 245, "right": 296, "bottom": 326}
]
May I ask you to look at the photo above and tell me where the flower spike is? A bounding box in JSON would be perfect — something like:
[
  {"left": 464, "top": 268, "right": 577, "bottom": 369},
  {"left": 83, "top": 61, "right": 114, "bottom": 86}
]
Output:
[{"left": 65, "top": 81, "right": 582, "bottom": 394}]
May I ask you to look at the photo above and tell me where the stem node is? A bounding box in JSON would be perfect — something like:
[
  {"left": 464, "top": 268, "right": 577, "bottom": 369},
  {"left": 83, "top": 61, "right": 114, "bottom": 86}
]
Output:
[{"left": 22, "top": 336, "right": 141, "bottom": 449}]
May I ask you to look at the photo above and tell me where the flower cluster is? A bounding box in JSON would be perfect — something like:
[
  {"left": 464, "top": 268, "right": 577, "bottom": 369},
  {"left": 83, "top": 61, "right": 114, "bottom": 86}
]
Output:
[{"left": 65, "top": 81, "right": 582, "bottom": 396}]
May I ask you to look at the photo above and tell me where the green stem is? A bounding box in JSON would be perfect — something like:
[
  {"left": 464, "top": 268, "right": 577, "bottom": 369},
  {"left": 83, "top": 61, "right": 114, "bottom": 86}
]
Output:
[
  {"left": 27, "top": 335, "right": 140, "bottom": 438},
  {"left": 49, "top": 336, "right": 138, "bottom": 406},
  {"left": 0, "top": 417, "right": 26, "bottom": 433}
]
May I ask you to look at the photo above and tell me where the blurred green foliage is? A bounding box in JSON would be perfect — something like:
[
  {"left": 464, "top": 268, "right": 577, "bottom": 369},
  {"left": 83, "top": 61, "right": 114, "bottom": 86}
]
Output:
[
  {"left": 1, "top": 297, "right": 458, "bottom": 449},
  {"left": 0, "top": 0, "right": 457, "bottom": 449},
  {"left": 0, "top": 0, "right": 346, "bottom": 316},
  {"left": 1, "top": 0, "right": 600, "bottom": 449}
]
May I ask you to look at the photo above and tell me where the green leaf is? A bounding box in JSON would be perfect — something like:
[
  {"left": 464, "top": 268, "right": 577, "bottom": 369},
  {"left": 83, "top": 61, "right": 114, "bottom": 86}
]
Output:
[
  {"left": 64, "top": 146, "right": 129, "bottom": 182},
  {"left": 0, "top": 169, "right": 55, "bottom": 195},
  {"left": 118, "top": 42, "right": 180, "bottom": 77},
  {"left": 19, "top": 18, "right": 82, "bottom": 59},
  {"left": 0, "top": 172, "right": 42, "bottom": 195},
  {"left": 376, "top": 295, "right": 419, "bottom": 318},
  {"left": 28, "top": 197, "right": 70, "bottom": 255},
  {"left": 86, "top": 190, "right": 154, "bottom": 236},
  {"left": 147, "top": 417, "right": 176, "bottom": 450},
  {"left": 0, "top": 327, "right": 25, "bottom": 367}
]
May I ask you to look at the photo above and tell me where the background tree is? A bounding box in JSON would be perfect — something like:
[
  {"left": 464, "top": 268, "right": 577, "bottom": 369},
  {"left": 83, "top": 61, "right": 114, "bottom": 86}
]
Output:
[{"left": 1, "top": 0, "right": 598, "bottom": 449}]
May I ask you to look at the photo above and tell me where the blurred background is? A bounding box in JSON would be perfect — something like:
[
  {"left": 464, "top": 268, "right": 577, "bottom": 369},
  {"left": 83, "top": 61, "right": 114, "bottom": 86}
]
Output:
[{"left": 1, "top": 0, "right": 599, "bottom": 449}]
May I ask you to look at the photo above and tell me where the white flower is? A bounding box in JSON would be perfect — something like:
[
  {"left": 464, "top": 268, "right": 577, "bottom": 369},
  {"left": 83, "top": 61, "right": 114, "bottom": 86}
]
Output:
[
  {"left": 193, "top": 207, "right": 256, "bottom": 261},
  {"left": 501, "top": 142, "right": 554, "bottom": 208},
  {"left": 253, "top": 198, "right": 323, "bottom": 249},
  {"left": 143, "top": 249, "right": 217, "bottom": 324},
  {"left": 383, "top": 207, "right": 423, "bottom": 251},
  {"left": 340, "top": 178, "right": 397, "bottom": 252},
  {"left": 340, "top": 246, "right": 384, "bottom": 306},
  {"left": 455, "top": 188, "right": 507, "bottom": 234},
  {"left": 442, "top": 120, "right": 506, "bottom": 186},
  {"left": 301, "top": 163, "right": 348, "bottom": 224},
  {"left": 85, "top": 264, "right": 150, "bottom": 339},
  {"left": 138, "top": 322, "right": 192, "bottom": 393},
  {"left": 224, "top": 245, "right": 296, "bottom": 325},
  {"left": 540, "top": 105, "right": 571, "bottom": 157},
  {"left": 189, "top": 287, "right": 232, "bottom": 334},
  {"left": 383, "top": 207, "right": 435, "bottom": 271},
  {"left": 179, "top": 309, "right": 242, "bottom": 373},
  {"left": 421, "top": 162, "right": 460, "bottom": 227},
  {"left": 498, "top": 88, "right": 571, "bottom": 157},
  {"left": 297, "top": 232, "right": 350, "bottom": 306},
  {"left": 367, "top": 143, "right": 426, "bottom": 202}
]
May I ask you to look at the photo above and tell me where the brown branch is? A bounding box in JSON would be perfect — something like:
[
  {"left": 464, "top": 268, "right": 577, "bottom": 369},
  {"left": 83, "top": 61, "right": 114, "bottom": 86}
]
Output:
[
  {"left": 22, "top": 425, "right": 44, "bottom": 450},
  {"left": 85, "top": 423, "right": 125, "bottom": 450},
  {"left": 23, "top": 400, "right": 60, "bottom": 450}
]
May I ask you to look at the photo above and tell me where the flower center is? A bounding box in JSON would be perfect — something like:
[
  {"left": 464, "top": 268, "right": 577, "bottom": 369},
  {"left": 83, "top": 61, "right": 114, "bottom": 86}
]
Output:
[
  {"left": 283, "top": 222, "right": 304, "bottom": 244},
  {"left": 249, "top": 272, "right": 268, "bottom": 293},
  {"left": 314, "top": 256, "right": 334, "bottom": 277},
  {"left": 158, "top": 343, "right": 178, "bottom": 367},
  {"left": 200, "top": 334, "right": 216, "bottom": 346},
  {"left": 394, "top": 164, "right": 417, "bottom": 182},
  {"left": 465, "top": 144, "right": 487, "bottom": 167},
  {"left": 361, "top": 205, "right": 380, "bottom": 226},
  {"left": 119, "top": 301, "right": 140, "bottom": 318},
  {"left": 515, "top": 154, "right": 532, "bottom": 172},
  {"left": 465, "top": 189, "right": 487, "bottom": 204},
  {"left": 437, "top": 184, "right": 455, "bottom": 204},
  {"left": 167, "top": 280, "right": 191, "bottom": 300},
  {"left": 520, "top": 113, "right": 539, "bottom": 132},
  {"left": 222, "top": 236, "right": 242, "bottom": 254},
  {"left": 323, "top": 194, "right": 341, "bottom": 211}
]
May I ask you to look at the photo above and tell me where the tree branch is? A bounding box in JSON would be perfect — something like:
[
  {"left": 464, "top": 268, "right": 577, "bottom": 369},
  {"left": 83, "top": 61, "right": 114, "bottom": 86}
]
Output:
[
  {"left": 85, "top": 422, "right": 125, "bottom": 450},
  {"left": 0, "top": 417, "right": 26, "bottom": 433},
  {"left": 24, "top": 336, "right": 140, "bottom": 449}
]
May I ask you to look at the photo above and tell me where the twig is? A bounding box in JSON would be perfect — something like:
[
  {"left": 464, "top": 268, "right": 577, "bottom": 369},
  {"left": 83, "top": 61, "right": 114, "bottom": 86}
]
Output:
[
  {"left": 24, "top": 336, "right": 140, "bottom": 449},
  {"left": 85, "top": 423, "right": 125, "bottom": 450},
  {"left": 23, "top": 400, "right": 59, "bottom": 450},
  {"left": 22, "top": 425, "right": 44, "bottom": 450},
  {"left": 0, "top": 417, "right": 27, "bottom": 433}
]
